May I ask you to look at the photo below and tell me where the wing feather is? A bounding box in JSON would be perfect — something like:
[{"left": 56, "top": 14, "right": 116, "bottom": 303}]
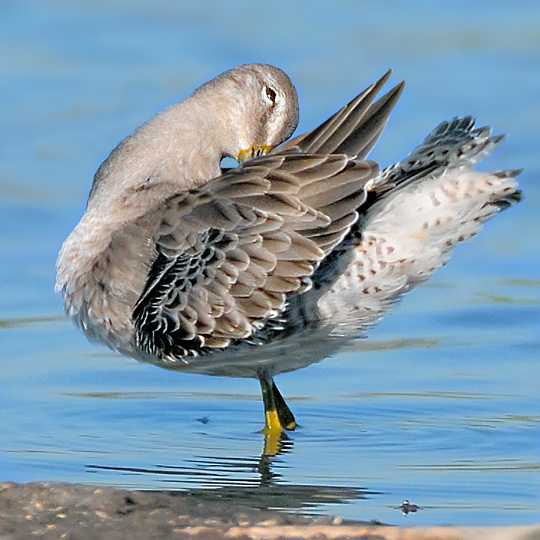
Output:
[
  {"left": 132, "top": 71, "right": 405, "bottom": 360},
  {"left": 278, "top": 70, "right": 404, "bottom": 160},
  {"left": 133, "top": 153, "right": 379, "bottom": 359}
]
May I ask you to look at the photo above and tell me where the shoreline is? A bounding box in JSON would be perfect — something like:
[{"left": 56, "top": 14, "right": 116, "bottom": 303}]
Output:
[{"left": 1, "top": 482, "right": 537, "bottom": 540}]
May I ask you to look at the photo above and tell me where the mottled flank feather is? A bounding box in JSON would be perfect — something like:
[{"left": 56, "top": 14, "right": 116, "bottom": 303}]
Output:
[{"left": 312, "top": 116, "right": 523, "bottom": 329}]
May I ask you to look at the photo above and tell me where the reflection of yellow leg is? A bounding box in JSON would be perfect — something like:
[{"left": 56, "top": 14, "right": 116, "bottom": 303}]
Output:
[{"left": 259, "top": 376, "right": 296, "bottom": 456}]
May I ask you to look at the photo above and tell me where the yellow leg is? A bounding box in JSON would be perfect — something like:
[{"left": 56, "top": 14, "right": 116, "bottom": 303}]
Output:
[
  {"left": 264, "top": 409, "right": 283, "bottom": 435},
  {"left": 270, "top": 379, "right": 297, "bottom": 431},
  {"left": 259, "top": 375, "right": 297, "bottom": 457}
]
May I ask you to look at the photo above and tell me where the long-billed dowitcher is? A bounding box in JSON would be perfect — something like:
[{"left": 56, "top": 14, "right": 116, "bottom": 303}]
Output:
[{"left": 56, "top": 64, "right": 522, "bottom": 449}]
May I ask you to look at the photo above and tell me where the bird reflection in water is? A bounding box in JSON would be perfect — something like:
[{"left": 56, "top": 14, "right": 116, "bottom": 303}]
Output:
[{"left": 87, "top": 442, "right": 371, "bottom": 513}]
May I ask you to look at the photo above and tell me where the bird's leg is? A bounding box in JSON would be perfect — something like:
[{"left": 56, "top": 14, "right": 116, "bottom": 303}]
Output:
[
  {"left": 259, "top": 375, "right": 296, "bottom": 456},
  {"left": 271, "top": 380, "right": 297, "bottom": 431},
  {"left": 259, "top": 375, "right": 297, "bottom": 434}
]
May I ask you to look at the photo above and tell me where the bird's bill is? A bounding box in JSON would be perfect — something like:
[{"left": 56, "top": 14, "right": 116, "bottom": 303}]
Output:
[{"left": 237, "top": 145, "right": 273, "bottom": 163}]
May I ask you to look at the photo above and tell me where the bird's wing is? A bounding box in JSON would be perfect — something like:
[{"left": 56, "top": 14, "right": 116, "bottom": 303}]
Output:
[
  {"left": 380, "top": 116, "right": 519, "bottom": 192},
  {"left": 133, "top": 153, "right": 379, "bottom": 360},
  {"left": 277, "top": 69, "right": 405, "bottom": 160}
]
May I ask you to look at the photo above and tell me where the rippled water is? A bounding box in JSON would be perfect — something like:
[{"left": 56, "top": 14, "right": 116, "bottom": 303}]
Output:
[{"left": 1, "top": 0, "right": 539, "bottom": 528}]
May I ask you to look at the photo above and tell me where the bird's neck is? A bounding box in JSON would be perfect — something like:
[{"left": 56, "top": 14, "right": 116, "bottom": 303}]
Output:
[{"left": 86, "top": 96, "right": 232, "bottom": 220}]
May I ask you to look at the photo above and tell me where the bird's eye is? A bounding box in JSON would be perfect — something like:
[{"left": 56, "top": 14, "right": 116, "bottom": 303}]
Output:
[{"left": 262, "top": 86, "right": 277, "bottom": 107}]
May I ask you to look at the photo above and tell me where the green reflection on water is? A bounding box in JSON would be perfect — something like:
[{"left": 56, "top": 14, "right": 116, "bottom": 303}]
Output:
[
  {"left": 476, "top": 292, "right": 540, "bottom": 305},
  {"left": 0, "top": 316, "right": 63, "bottom": 329}
]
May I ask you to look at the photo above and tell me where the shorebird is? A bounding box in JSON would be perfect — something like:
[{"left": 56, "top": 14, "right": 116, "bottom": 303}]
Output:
[{"left": 56, "top": 64, "right": 522, "bottom": 449}]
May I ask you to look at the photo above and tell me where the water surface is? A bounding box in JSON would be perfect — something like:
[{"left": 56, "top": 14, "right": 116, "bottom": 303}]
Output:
[{"left": 1, "top": 0, "right": 539, "bottom": 527}]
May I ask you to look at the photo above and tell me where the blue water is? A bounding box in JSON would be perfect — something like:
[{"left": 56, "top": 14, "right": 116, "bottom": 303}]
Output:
[{"left": 1, "top": 0, "right": 539, "bottom": 527}]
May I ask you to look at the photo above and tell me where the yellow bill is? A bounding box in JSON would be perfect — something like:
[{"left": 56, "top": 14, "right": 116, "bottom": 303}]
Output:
[{"left": 237, "top": 145, "right": 273, "bottom": 163}]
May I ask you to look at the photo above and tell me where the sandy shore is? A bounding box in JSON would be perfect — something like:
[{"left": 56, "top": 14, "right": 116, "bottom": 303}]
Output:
[{"left": 0, "top": 482, "right": 538, "bottom": 540}]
